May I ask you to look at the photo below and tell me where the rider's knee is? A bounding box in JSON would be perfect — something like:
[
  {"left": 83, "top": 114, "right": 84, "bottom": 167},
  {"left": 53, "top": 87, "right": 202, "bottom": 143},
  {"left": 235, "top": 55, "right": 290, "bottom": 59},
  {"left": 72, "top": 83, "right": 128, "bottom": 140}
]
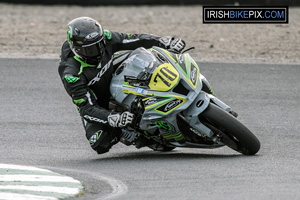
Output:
[
  {"left": 88, "top": 129, "right": 119, "bottom": 154},
  {"left": 94, "top": 146, "right": 110, "bottom": 154}
]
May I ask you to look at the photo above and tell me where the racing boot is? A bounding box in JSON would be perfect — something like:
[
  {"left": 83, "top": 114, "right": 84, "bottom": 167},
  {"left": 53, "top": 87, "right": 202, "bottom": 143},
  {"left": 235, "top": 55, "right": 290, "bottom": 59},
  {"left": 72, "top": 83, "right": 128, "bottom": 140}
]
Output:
[
  {"left": 119, "top": 128, "right": 137, "bottom": 146},
  {"left": 119, "top": 128, "right": 148, "bottom": 149}
]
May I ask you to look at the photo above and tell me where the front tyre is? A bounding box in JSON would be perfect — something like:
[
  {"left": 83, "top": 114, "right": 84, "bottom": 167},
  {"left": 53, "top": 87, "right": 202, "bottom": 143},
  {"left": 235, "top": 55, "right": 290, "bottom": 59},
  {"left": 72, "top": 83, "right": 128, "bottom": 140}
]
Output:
[{"left": 201, "top": 103, "right": 260, "bottom": 155}]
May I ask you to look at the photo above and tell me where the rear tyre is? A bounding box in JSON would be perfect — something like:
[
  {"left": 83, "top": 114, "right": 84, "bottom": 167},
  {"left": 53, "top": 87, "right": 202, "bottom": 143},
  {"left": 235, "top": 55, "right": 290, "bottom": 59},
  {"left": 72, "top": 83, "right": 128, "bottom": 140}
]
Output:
[{"left": 201, "top": 103, "right": 260, "bottom": 155}]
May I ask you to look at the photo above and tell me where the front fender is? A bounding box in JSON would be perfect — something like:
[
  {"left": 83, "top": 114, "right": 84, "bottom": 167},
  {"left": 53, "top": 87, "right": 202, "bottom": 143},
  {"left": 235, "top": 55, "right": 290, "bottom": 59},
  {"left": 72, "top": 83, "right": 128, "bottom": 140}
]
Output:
[{"left": 207, "top": 94, "right": 231, "bottom": 112}]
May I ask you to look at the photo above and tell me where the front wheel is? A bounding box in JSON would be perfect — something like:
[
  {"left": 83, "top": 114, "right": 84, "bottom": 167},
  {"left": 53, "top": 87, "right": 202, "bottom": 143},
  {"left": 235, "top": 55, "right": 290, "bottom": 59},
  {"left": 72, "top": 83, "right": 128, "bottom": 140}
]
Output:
[{"left": 200, "top": 103, "right": 260, "bottom": 155}]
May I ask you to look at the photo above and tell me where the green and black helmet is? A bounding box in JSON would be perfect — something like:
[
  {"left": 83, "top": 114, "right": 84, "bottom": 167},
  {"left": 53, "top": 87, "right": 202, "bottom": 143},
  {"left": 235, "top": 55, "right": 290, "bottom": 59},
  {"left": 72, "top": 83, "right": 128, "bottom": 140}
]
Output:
[{"left": 67, "top": 17, "right": 105, "bottom": 65}]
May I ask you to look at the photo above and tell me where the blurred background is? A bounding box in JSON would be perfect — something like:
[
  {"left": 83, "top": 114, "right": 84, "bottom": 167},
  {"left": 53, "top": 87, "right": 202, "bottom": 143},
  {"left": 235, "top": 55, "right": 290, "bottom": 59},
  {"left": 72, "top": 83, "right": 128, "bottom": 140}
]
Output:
[
  {"left": 0, "top": 0, "right": 299, "bottom": 6},
  {"left": 0, "top": 0, "right": 299, "bottom": 64}
]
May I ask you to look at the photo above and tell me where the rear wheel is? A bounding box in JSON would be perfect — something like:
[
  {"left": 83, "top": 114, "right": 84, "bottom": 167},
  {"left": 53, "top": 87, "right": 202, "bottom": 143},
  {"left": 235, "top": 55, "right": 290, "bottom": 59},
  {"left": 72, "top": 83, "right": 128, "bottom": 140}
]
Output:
[{"left": 200, "top": 103, "right": 260, "bottom": 155}]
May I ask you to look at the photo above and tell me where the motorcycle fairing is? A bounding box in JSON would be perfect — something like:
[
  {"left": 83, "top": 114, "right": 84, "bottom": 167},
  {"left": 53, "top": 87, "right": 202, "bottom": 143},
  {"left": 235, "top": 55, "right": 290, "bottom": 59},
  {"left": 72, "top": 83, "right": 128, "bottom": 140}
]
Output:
[
  {"left": 151, "top": 48, "right": 199, "bottom": 89},
  {"left": 110, "top": 46, "right": 231, "bottom": 148}
]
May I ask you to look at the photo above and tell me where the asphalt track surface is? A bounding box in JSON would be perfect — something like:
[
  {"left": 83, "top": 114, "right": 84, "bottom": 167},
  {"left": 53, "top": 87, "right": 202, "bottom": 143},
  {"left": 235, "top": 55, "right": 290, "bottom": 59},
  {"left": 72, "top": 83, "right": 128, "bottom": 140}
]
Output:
[{"left": 1, "top": 58, "right": 300, "bottom": 200}]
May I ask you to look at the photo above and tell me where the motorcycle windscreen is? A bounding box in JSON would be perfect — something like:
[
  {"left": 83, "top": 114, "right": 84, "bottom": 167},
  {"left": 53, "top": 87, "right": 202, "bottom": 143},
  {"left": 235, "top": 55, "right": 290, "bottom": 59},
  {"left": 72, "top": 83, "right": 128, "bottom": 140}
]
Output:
[{"left": 122, "top": 48, "right": 158, "bottom": 79}]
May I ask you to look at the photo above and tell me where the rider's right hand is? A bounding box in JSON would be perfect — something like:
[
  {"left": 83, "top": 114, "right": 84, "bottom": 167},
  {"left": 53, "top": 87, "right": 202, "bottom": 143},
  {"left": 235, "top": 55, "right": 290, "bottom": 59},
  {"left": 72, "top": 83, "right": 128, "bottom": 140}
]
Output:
[{"left": 108, "top": 111, "right": 135, "bottom": 128}]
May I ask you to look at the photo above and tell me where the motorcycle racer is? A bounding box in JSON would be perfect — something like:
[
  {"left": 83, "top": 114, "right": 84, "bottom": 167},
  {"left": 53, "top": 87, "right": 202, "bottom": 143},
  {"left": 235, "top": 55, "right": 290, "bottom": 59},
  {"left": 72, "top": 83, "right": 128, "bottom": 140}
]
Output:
[{"left": 58, "top": 17, "right": 186, "bottom": 154}]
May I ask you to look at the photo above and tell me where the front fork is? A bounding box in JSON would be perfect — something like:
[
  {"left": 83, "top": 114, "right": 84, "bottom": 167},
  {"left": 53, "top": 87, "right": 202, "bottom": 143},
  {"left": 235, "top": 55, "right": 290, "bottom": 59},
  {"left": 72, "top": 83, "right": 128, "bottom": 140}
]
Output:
[
  {"left": 183, "top": 91, "right": 232, "bottom": 139},
  {"left": 200, "top": 74, "right": 215, "bottom": 96},
  {"left": 201, "top": 74, "right": 238, "bottom": 117}
]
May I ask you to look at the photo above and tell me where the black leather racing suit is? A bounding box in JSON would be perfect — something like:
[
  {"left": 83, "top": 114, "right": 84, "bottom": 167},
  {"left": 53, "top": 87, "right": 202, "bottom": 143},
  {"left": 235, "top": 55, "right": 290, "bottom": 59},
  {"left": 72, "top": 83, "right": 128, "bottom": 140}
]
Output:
[{"left": 58, "top": 30, "right": 166, "bottom": 154}]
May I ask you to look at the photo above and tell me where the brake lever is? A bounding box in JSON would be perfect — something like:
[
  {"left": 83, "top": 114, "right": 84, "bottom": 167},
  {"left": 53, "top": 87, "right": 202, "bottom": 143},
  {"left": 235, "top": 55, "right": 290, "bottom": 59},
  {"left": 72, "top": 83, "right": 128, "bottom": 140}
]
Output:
[{"left": 181, "top": 47, "right": 195, "bottom": 54}]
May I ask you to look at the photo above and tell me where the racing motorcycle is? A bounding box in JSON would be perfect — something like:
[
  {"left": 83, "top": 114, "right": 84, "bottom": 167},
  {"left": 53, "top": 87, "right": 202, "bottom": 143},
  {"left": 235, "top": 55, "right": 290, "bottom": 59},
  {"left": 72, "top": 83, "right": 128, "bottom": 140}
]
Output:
[{"left": 110, "top": 46, "right": 260, "bottom": 155}]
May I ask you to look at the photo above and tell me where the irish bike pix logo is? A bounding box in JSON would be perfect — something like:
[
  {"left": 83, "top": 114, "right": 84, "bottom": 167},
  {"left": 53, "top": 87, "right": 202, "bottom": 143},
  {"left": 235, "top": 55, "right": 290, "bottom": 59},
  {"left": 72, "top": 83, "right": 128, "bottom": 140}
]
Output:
[{"left": 203, "top": 6, "right": 288, "bottom": 24}]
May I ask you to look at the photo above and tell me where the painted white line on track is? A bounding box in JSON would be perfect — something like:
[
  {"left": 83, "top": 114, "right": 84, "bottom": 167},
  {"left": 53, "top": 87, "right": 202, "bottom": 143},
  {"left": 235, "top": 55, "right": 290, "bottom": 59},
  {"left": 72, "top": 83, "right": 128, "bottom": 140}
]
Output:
[
  {"left": 0, "top": 175, "right": 81, "bottom": 183},
  {"left": 0, "top": 164, "right": 52, "bottom": 172},
  {"left": 0, "top": 185, "right": 80, "bottom": 194},
  {"left": 47, "top": 167, "right": 128, "bottom": 200},
  {"left": 0, "top": 164, "right": 84, "bottom": 200},
  {"left": 0, "top": 192, "right": 58, "bottom": 200}
]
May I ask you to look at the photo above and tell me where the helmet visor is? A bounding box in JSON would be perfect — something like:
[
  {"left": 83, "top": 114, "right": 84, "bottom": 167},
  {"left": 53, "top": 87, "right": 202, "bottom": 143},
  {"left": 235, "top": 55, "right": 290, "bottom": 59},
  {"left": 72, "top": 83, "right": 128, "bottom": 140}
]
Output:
[{"left": 75, "top": 37, "right": 104, "bottom": 58}]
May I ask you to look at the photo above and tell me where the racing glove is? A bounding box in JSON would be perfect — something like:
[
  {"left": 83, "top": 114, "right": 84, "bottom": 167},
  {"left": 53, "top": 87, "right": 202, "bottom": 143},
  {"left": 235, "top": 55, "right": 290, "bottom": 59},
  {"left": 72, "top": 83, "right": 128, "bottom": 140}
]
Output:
[
  {"left": 159, "top": 36, "right": 186, "bottom": 53},
  {"left": 108, "top": 111, "right": 134, "bottom": 128}
]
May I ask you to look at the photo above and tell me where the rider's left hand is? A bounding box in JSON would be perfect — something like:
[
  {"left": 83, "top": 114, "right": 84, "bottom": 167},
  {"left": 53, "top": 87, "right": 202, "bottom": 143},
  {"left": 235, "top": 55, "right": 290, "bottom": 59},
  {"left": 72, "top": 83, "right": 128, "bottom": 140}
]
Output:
[
  {"left": 159, "top": 36, "right": 186, "bottom": 53},
  {"left": 170, "top": 38, "right": 186, "bottom": 53}
]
